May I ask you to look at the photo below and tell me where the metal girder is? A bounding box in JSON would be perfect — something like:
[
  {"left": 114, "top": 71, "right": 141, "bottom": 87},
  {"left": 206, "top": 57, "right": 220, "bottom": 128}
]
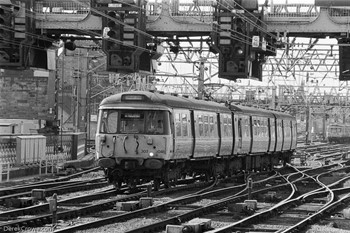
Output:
[{"left": 263, "top": 37, "right": 339, "bottom": 86}]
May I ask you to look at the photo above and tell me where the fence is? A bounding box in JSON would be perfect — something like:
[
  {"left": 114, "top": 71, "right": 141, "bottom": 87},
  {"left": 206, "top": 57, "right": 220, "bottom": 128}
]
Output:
[{"left": 0, "top": 133, "right": 86, "bottom": 168}]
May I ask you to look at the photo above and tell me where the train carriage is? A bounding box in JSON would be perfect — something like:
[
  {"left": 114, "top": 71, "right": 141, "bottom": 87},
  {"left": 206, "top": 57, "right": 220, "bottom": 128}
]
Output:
[
  {"left": 327, "top": 124, "right": 350, "bottom": 143},
  {"left": 273, "top": 112, "right": 297, "bottom": 152},
  {"left": 96, "top": 91, "right": 297, "bottom": 189},
  {"left": 229, "top": 105, "right": 275, "bottom": 155}
]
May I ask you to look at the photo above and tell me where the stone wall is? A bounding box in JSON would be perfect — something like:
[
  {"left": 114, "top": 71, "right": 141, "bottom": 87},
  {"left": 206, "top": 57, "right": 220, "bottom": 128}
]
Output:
[{"left": 0, "top": 69, "right": 55, "bottom": 121}]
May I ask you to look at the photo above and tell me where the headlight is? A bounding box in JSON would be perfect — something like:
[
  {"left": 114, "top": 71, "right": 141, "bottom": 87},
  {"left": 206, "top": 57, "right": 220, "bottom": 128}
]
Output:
[{"left": 149, "top": 152, "right": 155, "bottom": 157}]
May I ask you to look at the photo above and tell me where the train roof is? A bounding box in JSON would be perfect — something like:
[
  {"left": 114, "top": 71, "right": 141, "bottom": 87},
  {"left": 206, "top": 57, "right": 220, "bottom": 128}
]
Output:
[
  {"left": 100, "top": 91, "right": 295, "bottom": 120},
  {"left": 272, "top": 111, "right": 296, "bottom": 121},
  {"left": 229, "top": 104, "right": 275, "bottom": 117},
  {"left": 329, "top": 123, "right": 347, "bottom": 127},
  {"left": 100, "top": 91, "right": 231, "bottom": 112},
  {"left": 229, "top": 104, "right": 295, "bottom": 120}
]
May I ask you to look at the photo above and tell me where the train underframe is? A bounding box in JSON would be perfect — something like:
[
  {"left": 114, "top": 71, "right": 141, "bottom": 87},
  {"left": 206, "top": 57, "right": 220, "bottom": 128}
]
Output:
[
  {"left": 328, "top": 136, "right": 350, "bottom": 144},
  {"left": 99, "top": 151, "right": 293, "bottom": 191}
]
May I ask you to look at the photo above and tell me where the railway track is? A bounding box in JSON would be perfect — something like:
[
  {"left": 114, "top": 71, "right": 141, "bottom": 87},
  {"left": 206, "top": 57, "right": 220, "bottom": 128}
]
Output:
[
  {"left": 0, "top": 167, "right": 108, "bottom": 209},
  {"left": 0, "top": 177, "right": 215, "bottom": 232},
  {"left": 48, "top": 164, "right": 349, "bottom": 233},
  {"left": 205, "top": 167, "right": 350, "bottom": 233},
  {"left": 0, "top": 167, "right": 101, "bottom": 196},
  {"left": 2, "top": 145, "right": 350, "bottom": 233},
  {"left": 31, "top": 172, "right": 288, "bottom": 232}
]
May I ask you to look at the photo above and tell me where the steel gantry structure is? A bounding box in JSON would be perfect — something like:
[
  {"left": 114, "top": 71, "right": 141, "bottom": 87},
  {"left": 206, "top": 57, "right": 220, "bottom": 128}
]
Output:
[{"left": 2, "top": 0, "right": 350, "bottom": 140}]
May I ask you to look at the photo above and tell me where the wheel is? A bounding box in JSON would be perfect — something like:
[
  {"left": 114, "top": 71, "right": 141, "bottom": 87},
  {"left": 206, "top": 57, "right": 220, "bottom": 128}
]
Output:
[
  {"left": 154, "top": 178, "right": 161, "bottom": 191},
  {"left": 128, "top": 179, "right": 137, "bottom": 191},
  {"left": 113, "top": 180, "right": 123, "bottom": 191}
]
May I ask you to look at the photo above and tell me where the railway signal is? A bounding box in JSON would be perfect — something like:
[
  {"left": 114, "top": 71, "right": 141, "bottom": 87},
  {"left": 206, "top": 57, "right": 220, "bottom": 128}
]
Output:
[{"left": 339, "top": 39, "right": 350, "bottom": 81}]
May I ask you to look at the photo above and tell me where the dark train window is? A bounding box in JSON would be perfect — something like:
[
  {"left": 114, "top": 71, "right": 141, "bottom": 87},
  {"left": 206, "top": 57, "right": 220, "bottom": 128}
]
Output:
[
  {"left": 238, "top": 118, "right": 242, "bottom": 138},
  {"left": 209, "top": 116, "right": 214, "bottom": 135},
  {"left": 285, "top": 121, "right": 291, "bottom": 137},
  {"left": 225, "top": 115, "right": 232, "bottom": 137},
  {"left": 198, "top": 115, "right": 203, "bottom": 136},
  {"left": 253, "top": 119, "right": 258, "bottom": 136},
  {"left": 204, "top": 115, "right": 209, "bottom": 136},
  {"left": 245, "top": 118, "right": 250, "bottom": 137},
  {"left": 182, "top": 114, "right": 188, "bottom": 136}
]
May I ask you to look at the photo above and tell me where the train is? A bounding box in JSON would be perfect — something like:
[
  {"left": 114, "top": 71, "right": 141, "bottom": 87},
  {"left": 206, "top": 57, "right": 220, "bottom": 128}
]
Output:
[
  {"left": 95, "top": 90, "right": 297, "bottom": 190},
  {"left": 327, "top": 123, "right": 350, "bottom": 143}
]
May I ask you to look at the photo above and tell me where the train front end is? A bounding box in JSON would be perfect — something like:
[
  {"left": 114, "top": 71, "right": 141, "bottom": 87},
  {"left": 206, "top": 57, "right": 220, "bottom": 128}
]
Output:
[{"left": 95, "top": 92, "right": 173, "bottom": 189}]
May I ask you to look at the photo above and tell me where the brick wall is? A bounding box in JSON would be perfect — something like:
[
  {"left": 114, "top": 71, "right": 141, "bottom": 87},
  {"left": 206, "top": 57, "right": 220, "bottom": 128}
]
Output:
[{"left": 0, "top": 69, "right": 55, "bottom": 120}]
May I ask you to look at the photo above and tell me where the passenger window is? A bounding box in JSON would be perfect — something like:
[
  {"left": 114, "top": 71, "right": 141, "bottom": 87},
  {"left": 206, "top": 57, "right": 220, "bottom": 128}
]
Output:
[
  {"left": 182, "top": 114, "right": 188, "bottom": 137},
  {"left": 227, "top": 116, "right": 232, "bottom": 137},
  {"left": 223, "top": 116, "right": 229, "bottom": 137},
  {"left": 175, "top": 113, "right": 181, "bottom": 137},
  {"left": 198, "top": 115, "right": 203, "bottom": 136},
  {"left": 238, "top": 118, "right": 242, "bottom": 138},
  {"left": 209, "top": 116, "right": 214, "bottom": 136},
  {"left": 204, "top": 115, "right": 209, "bottom": 137},
  {"left": 245, "top": 118, "right": 250, "bottom": 137}
]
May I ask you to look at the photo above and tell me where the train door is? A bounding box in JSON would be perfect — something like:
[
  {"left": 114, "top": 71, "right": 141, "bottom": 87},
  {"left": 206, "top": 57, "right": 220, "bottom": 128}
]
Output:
[
  {"left": 234, "top": 116, "right": 243, "bottom": 154},
  {"left": 173, "top": 109, "right": 193, "bottom": 159},
  {"left": 285, "top": 120, "right": 292, "bottom": 150},
  {"left": 193, "top": 111, "right": 219, "bottom": 158},
  {"left": 241, "top": 115, "right": 251, "bottom": 154},
  {"left": 269, "top": 117, "right": 276, "bottom": 152},
  {"left": 282, "top": 120, "right": 291, "bottom": 151},
  {"left": 291, "top": 120, "right": 297, "bottom": 150},
  {"left": 275, "top": 118, "right": 283, "bottom": 152},
  {"left": 219, "top": 113, "right": 233, "bottom": 156}
]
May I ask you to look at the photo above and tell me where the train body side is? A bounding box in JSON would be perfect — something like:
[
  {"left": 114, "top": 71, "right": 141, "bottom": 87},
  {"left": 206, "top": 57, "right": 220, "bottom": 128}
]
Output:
[{"left": 95, "top": 91, "right": 296, "bottom": 187}]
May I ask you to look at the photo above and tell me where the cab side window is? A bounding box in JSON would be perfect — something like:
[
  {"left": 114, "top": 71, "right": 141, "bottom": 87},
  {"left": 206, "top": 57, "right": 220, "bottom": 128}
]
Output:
[{"left": 100, "top": 110, "right": 118, "bottom": 133}]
